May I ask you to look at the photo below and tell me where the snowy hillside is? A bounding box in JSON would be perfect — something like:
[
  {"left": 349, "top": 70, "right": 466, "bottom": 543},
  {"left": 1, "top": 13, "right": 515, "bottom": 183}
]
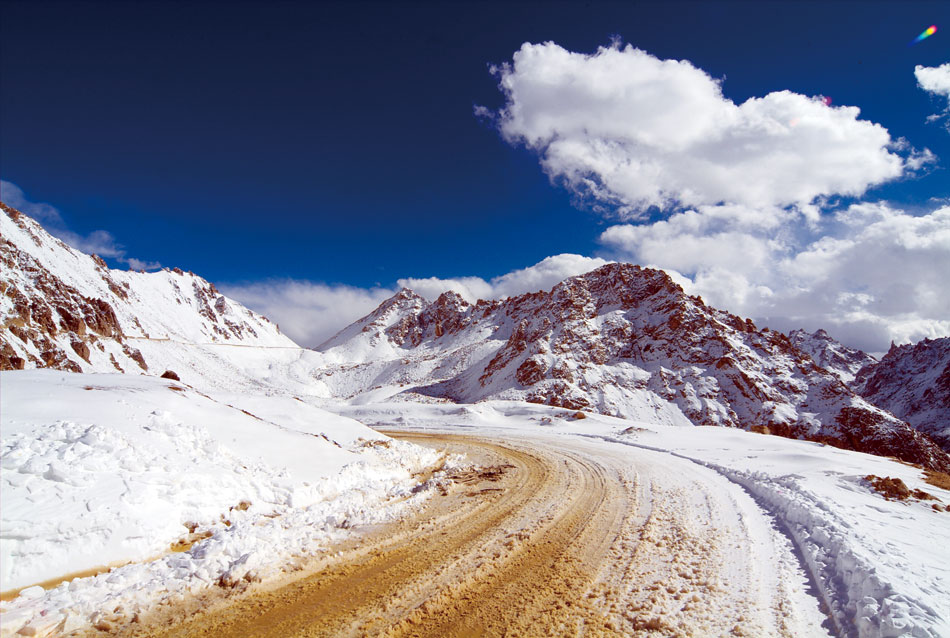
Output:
[
  {"left": 852, "top": 338, "right": 950, "bottom": 451},
  {"left": 0, "top": 203, "right": 328, "bottom": 395},
  {"left": 0, "top": 371, "right": 451, "bottom": 634},
  {"left": 0, "top": 205, "right": 459, "bottom": 635},
  {"left": 318, "top": 264, "right": 950, "bottom": 471}
]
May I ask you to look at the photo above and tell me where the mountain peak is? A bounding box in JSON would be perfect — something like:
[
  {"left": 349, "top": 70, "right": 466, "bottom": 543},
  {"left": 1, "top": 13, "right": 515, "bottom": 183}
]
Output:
[
  {"left": 788, "top": 328, "right": 876, "bottom": 384},
  {"left": 1, "top": 204, "right": 296, "bottom": 385}
]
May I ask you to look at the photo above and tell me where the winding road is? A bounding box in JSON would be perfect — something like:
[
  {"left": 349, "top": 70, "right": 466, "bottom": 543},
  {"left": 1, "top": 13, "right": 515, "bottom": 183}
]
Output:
[{"left": 124, "top": 431, "right": 831, "bottom": 638}]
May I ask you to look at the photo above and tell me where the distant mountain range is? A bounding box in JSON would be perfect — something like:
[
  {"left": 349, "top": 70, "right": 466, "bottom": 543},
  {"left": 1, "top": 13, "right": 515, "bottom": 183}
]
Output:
[{"left": 2, "top": 202, "right": 948, "bottom": 470}]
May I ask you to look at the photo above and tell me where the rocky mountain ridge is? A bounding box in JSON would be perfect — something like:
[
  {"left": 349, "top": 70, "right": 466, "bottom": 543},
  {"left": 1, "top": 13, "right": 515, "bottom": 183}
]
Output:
[
  {"left": 787, "top": 328, "right": 878, "bottom": 384},
  {"left": 852, "top": 338, "right": 950, "bottom": 451},
  {"left": 319, "top": 264, "right": 950, "bottom": 471},
  {"left": 0, "top": 203, "right": 314, "bottom": 392}
]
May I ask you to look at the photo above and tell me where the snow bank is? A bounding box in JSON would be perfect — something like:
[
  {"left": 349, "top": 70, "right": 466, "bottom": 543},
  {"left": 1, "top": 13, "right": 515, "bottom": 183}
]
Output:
[{"left": 0, "top": 371, "right": 453, "bottom": 637}]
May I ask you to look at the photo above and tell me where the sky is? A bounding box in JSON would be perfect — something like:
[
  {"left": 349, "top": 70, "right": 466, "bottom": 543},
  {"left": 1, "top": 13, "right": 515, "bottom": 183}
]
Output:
[{"left": 2, "top": 0, "right": 948, "bottom": 352}]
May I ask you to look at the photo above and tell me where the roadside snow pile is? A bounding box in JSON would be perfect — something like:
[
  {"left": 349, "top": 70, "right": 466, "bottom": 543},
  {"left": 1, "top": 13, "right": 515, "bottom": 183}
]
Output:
[
  {"left": 341, "top": 400, "right": 950, "bottom": 638},
  {"left": 0, "top": 370, "right": 453, "bottom": 637}
]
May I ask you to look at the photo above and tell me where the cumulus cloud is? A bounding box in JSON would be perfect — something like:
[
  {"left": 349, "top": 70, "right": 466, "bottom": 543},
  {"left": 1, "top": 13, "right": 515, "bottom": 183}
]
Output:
[
  {"left": 395, "top": 275, "right": 493, "bottom": 304},
  {"left": 601, "top": 202, "right": 950, "bottom": 352},
  {"left": 220, "top": 280, "right": 395, "bottom": 348},
  {"left": 1, "top": 180, "right": 160, "bottom": 270},
  {"left": 916, "top": 63, "right": 950, "bottom": 130},
  {"left": 398, "top": 254, "right": 610, "bottom": 302},
  {"left": 487, "top": 42, "right": 923, "bottom": 215},
  {"left": 478, "top": 42, "right": 947, "bottom": 352}
]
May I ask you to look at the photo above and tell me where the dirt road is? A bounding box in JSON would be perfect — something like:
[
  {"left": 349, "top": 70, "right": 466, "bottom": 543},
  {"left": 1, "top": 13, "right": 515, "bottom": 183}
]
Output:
[{"left": 121, "top": 431, "right": 830, "bottom": 638}]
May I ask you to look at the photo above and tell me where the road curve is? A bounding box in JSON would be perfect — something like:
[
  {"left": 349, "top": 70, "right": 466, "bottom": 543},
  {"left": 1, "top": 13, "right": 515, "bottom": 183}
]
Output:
[{"left": 118, "top": 431, "right": 830, "bottom": 638}]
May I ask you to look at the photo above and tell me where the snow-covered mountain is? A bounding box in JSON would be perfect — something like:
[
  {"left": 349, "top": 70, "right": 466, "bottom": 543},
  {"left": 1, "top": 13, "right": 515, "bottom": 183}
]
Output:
[
  {"left": 318, "top": 264, "right": 950, "bottom": 471},
  {"left": 0, "top": 203, "right": 326, "bottom": 394},
  {"left": 852, "top": 338, "right": 950, "bottom": 451},
  {"left": 787, "top": 328, "right": 877, "bottom": 384},
  {"left": 4, "top": 202, "right": 947, "bottom": 470}
]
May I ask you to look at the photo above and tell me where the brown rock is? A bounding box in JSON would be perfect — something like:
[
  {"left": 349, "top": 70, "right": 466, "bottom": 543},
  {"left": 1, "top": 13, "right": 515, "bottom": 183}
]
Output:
[
  {"left": 0, "top": 340, "right": 25, "bottom": 370},
  {"left": 122, "top": 345, "right": 148, "bottom": 371},
  {"left": 70, "top": 340, "right": 91, "bottom": 362}
]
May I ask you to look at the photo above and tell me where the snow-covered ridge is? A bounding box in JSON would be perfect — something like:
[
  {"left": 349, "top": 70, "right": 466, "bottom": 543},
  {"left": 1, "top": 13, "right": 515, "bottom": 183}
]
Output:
[
  {"left": 0, "top": 203, "right": 333, "bottom": 394},
  {"left": 788, "top": 328, "right": 877, "bottom": 385},
  {"left": 852, "top": 338, "right": 950, "bottom": 451},
  {"left": 318, "top": 264, "right": 950, "bottom": 471}
]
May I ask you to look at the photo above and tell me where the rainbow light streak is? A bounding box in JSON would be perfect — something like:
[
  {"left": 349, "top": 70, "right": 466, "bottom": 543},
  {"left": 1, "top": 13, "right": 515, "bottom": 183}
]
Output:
[{"left": 913, "top": 25, "right": 937, "bottom": 44}]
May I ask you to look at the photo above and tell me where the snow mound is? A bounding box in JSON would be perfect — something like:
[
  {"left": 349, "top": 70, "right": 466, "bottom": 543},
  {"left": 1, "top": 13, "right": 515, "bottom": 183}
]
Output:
[{"left": 0, "top": 371, "right": 453, "bottom": 636}]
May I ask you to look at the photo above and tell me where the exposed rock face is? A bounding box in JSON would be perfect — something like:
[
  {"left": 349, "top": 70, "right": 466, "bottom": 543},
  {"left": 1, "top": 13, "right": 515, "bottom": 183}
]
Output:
[
  {"left": 852, "top": 338, "right": 950, "bottom": 451},
  {"left": 788, "top": 328, "right": 877, "bottom": 384},
  {"left": 319, "top": 263, "right": 950, "bottom": 471},
  {"left": 1, "top": 203, "right": 294, "bottom": 378}
]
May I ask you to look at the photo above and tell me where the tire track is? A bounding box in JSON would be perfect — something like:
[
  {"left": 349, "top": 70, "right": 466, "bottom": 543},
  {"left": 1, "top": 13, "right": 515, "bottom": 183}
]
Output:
[{"left": 114, "top": 431, "right": 829, "bottom": 638}]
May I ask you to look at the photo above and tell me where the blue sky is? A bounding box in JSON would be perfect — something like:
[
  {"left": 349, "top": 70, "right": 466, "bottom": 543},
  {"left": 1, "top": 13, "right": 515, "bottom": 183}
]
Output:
[{"left": 2, "top": 1, "right": 948, "bottom": 350}]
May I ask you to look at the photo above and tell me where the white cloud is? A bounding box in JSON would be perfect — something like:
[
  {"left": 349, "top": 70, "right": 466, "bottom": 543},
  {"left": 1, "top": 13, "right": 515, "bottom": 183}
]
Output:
[
  {"left": 395, "top": 276, "right": 493, "bottom": 304},
  {"left": 1, "top": 180, "right": 65, "bottom": 225},
  {"left": 479, "top": 43, "right": 948, "bottom": 352},
  {"left": 125, "top": 256, "right": 163, "bottom": 271},
  {"left": 916, "top": 63, "right": 950, "bottom": 130},
  {"left": 601, "top": 203, "right": 950, "bottom": 352},
  {"left": 220, "top": 280, "right": 395, "bottom": 348},
  {"left": 1, "top": 180, "right": 160, "bottom": 270},
  {"left": 916, "top": 63, "right": 950, "bottom": 98},
  {"left": 488, "top": 42, "right": 923, "bottom": 215},
  {"left": 398, "top": 254, "right": 610, "bottom": 302}
]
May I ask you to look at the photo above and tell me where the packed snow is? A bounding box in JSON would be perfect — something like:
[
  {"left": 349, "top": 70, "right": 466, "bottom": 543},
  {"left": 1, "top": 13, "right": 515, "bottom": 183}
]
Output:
[{"left": 0, "top": 371, "right": 457, "bottom": 637}]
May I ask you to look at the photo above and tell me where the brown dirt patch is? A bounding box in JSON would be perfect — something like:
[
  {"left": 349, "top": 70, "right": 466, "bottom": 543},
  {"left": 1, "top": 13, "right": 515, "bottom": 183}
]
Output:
[
  {"left": 923, "top": 469, "right": 950, "bottom": 491},
  {"left": 864, "top": 475, "right": 939, "bottom": 502}
]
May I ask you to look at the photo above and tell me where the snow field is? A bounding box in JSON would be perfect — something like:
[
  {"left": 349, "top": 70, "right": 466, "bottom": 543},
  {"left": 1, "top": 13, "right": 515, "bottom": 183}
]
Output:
[{"left": 0, "top": 371, "right": 459, "bottom": 637}]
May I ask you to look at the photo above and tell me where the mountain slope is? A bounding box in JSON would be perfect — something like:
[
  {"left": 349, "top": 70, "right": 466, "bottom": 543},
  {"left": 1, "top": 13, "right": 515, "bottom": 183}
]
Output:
[
  {"left": 319, "top": 264, "right": 950, "bottom": 471},
  {"left": 787, "top": 328, "right": 877, "bottom": 384},
  {"left": 0, "top": 203, "right": 326, "bottom": 394},
  {"left": 852, "top": 338, "right": 950, "bottom": 451}
]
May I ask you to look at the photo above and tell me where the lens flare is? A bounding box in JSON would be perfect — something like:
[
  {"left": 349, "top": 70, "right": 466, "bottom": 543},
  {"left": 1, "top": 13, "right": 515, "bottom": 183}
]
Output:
[{"left": 912, "top": 24, "right": 937, "bottom": 44}]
